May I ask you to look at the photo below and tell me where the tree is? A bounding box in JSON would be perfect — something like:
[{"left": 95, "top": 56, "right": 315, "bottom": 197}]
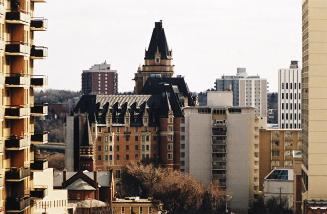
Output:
[{"left": 120, "top": 163, "right": 225, "bottom": 214}]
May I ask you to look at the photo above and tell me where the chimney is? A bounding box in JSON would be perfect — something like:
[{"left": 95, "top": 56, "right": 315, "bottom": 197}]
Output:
[
  {"left": 290, "top": 61, "right": 298, "bottom": 69},
  {"left": 63, "top": 170, "right": 67, "bottom": 183},
  {"left": 94, "top": 171, "right": 98, "bottom": 183}
]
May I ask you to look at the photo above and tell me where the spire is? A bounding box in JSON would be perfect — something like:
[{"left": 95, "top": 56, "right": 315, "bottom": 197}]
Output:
[
  {"left": 145, "top": 20, "right": 171, "bottom": 60},
  {"left": 81, "top": 115, "right": 93, "bottom": 146}
]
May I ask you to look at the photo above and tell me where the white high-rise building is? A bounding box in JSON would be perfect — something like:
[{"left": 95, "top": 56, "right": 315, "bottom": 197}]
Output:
[
  {"left": 278, "top": 61, "right": 301, "bottom": 129},
  {"left": 215, "top": 68, "right": 268, "bottom": 118}
]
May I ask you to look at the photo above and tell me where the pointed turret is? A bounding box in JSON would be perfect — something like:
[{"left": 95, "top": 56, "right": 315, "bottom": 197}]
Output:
[
  {"left": 145, "top": 20, "right": 171, "bottom": 60},
  {"left": 134, "top": 20, "right": 175, "bottom": 94}
]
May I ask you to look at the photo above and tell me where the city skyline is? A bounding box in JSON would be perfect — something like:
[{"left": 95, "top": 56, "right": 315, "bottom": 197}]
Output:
[{"left": 34, "top": 0, "right": 301, "bottom": 92}]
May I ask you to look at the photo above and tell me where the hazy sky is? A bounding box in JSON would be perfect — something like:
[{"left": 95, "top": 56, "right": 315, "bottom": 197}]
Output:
[{"left": 34, "top": 0, "right": 301, "bottom": 93}]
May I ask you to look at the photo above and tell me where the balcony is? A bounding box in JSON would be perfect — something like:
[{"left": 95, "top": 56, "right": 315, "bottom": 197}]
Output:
[
  {"left": 5, "top": 74, "right": 30, "bottom": 87},
  {"left": 212, "top": 139, "right": 226, "bottom": 145},
  {"left": 5, "top": 106, "right": 30, "bottom": 119},
  {"left": 31, "top": 158, "right": 48, "bottom": 171},
  {"left": 5, "top": 42, "right": 30, "bottom": 56},
  {"left": 6, "top": 196, "right": 30, "bottom": 212},
  {"left": 31, "top": 75, "right": 48, "bottom": 87},
  {"left": 31, "top": 105, "right": 48, "bottom": 117},
  {"left": 31, "top": 45, "right": 48, "bottom": 59},
  {"left": 6, "top": 11, "right": 30, "bottom": 25},
  {"left": 0, "top": 2, "right": 4, "bottom": 16},
  {"left": 31, "top": 187, "right": 47, "bottom": 199},
  {"left": 5, "top": 135, "right": 30, "bottom": 150},
  {"left": 6, "top": 167, "right": 30, "bottom": 181},
  {"left": 212, "top": 163, "right": 226, "bottom": 170},
  {"left": 212, "top": 156, "right": 226, "bottom": 162},
  {"left": 31, "top": 132, "right": 48, "bottom": 145},
  {"left": 31, "top": 17, "right": 47, "bottom": 31}
]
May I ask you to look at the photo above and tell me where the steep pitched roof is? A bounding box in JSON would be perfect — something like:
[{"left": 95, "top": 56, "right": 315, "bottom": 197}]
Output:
[
  {"left": 145, "top": 21, "right": 171, "bottom": 60},
  {"left": 81, "top": 116, "right": 93, "bottom": 146}
]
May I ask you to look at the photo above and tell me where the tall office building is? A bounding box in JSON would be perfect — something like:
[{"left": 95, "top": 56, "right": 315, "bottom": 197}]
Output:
[
  {"left": 134, "top": 20, "right": 174, "bottom": 94},
  {"left": 215, "top": 68, "right": 268, "bottom": 117},
  {"left": 0, "top": 0, "right": 52, "bottom": 213},
  {"left": 82, "top": 61, "right": 118, "bottom": 95},
  {"left": 182, "top": 92, "right": 262, "bottom": 213},
  {"left": 302, "top": 0, "right": 327, "bottom": 209},
  {"left": 278, "top": 61, "right": 302, "bottom": 129}
]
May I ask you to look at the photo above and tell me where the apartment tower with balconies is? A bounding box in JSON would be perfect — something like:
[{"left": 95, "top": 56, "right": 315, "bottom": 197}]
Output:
[{"left": 0, "top": 0, "right": 49, "bottom": 213}]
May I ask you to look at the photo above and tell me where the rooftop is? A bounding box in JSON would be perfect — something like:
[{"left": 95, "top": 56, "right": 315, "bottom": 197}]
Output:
[{"left": 265, "top": 169, "right": 293, "bottom": 181}]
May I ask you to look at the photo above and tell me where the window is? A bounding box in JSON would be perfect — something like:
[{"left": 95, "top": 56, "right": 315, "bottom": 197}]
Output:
[
  {"left": 126, "top": 154, "right": 129, "bottom": 160},
  {"left": 181, "top": 144, "right": 185, "bottom": 149},
  {"left": 181, "top": 127, "right": 185, "bottom": 132},
  {"left": 286, "top": 83, "right": 288, "bottom": 89},
  {"left": 126, "top": 145, "right": 129, "bottom": 151},
  {"left": 282, "top": 103, "right": 284, "bottom": 110},
  {"left": 98, "top": 146, "right": 101, "bottom": 151},
  {"left": 167, "top": 153, "right": 173, "bottom": 160},
  {"left": 286, "top": 103, "right": 288, "bottom": 110},
  {"left": 140, "top": 207, "right": 143, "bottom": 214},
  {"left": 105, "top": 155, "right": 108, "bottom": 160},
  {"left": 109, "top": 155, "right": 112, "bottom": 160},
  {"left": 135, "top": 136, "right": 139, "bottom": 141},
  {"left": 98, "top": 155, "right": 102, "bottom": 160},
  {"left": 116, "top": 170, "right": 121, "bottom": 179},
  {"left": 116, "top": 154, "right": 120, "bottom": 160},
  {"left": 282, "top": 93, "right": 284, "bottom": 99},
  {"left": 116, "top": 145, "right": 120, "bottom": 151},
  {"left": 282, "top": 113, "right": 284, "bottom": 120},
  {"left": 135, "top": 145, "right": 139, "bottom": 150},
  {"left": 282, "top": 83, "right": 284, "bottom": 89},
  {"left": 146, "top": 135, "right": 150, "bottom": 142},
  {"left": 105, "top": 146, "right": 108, "bottom": 151},
  {"left": 146, "top": 145, "right": 150, "bottom": 151},
  {"left": 125, "top": 135, "right": 130, "bottom": 141},
  {"left": 181, "top": 135, "right": 185, "bottom": 141},
  {"left": 135, "top": 154, "right": 139, "bottom": 159},
  {"left": 299, "top": 83, "right": 301, "bottom": 89},
  {"left": 272, "top": 150, "right": 280, "bottom": 157},
  {"left": 116, "top": 136, "right": 120, "bottom": 142},
  {"left": 290, "top": 93, "right": 292, "bottom": 99},
  {"left": 290, "top": 83, "right": 292, "bottom": 89},
  {"left": 286, "top": 93, "right": 288, "bottom": 99},
  {"left": 110, "top": 146, "right": 112, "bottom": 151},
  {"left": 181, "top": 152, "right": 185, "bottom": 158}
]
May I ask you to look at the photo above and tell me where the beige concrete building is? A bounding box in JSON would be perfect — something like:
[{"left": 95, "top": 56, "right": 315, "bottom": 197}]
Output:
[
  {"left": 0, "top": 0, "right": 49, "bottom": 213},
  {"left": 182, "top": 93, "right": 262, "bottom": 213},
  {"left": 31, "top": 168, "right": 68, "bottom": 214},
  {"left": 302, "top": 0, "right": 327, "bottom": 205}
]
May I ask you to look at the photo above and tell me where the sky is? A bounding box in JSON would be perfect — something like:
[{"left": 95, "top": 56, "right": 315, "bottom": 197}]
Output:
[{"left": 34, "top": 0, "right": 302, "bottom": 93}]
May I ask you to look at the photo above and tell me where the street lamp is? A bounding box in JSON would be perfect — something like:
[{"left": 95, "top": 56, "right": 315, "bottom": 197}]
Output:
[{"left": 225, "top": 194, "right": 232, "bottom": 214}]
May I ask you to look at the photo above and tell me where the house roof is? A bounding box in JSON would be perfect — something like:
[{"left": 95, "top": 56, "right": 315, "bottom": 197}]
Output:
[
  {"left": 76, "top": 199, "right": 108, "bottom": 208},
  {"left": 66, "top": 178, "right": 97, "bottom": 191},
  {"left": 54, "top": 171, "right": 113, "bottom": 188},
  {"left": 265, "top": 168, "right": 293, "bottom": 181}
]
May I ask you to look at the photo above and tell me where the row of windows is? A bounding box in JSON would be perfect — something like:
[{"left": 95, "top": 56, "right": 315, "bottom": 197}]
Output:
[
  {"left": 281, "top": 103, "right": 301, "bottom": 110},
  {"left": 281, "top": 83, "right": 301, "bottom": 90},
  {"left": 281, "top": 113, "right": 301, "bottom": 120},
  {"left": 281, "top": 123, "right": 301, "bottom": 129},
  {"left": 120, "top": 206, "right": 153, "bottom": 214},
  {"left": 97, "top": 144, "right": 150, "bottom": 152},
  {"left": 98, "top": 153, "right": 151, "bottom": 161},
  {"left": 35, "top": 200, "right": 67, "bottom": 209},
  {"left": 96, "top": 126, "right": 153, "bottom": 133},
  {"left": 281, "top": 93, "right": 301, "bottom": 100},
  {"left": 98, "top": 135, "right": 153, "bottom": 143}
]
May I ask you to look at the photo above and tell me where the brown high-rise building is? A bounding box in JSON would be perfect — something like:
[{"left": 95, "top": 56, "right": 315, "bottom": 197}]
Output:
[
  {"left": 82, "top": 61, "right": 118, "bottom": 95},
  {"left": 134, "top": 20, "right": 174, "bottom": 94},
  {"left": 0, "top": 0, "right": 50, "bottom": 213}
]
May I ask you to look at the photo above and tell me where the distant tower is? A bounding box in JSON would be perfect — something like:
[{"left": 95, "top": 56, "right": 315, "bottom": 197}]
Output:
[{"left": 134, "top": 20, "right": 174, "bottom": 94}]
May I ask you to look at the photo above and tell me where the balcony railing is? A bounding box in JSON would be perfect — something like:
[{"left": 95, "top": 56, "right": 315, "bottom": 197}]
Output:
[
  {"left": 6, "top": 167, "right": 30, "bottom": 181},
  {"left": 31, "top": 104, "right": 48, "bottom": 116},
  {"left": 31, "top": 75, "right": 48, "bottom": 87},
  {"left": 6, "top": 10, "right": 30, "bottom": 25},
  {"left": 31, "top": 17, "right": 47, "bottom": 31},
  {"left": 212, "top": 174, "right": 226, "bottom": 179},
  {"left": 31, "top": 0, "right": 46, "bottom": 2},
  {"left": 5, "top": 106, "right": 30, "bottom": 119},
  {"left": 31, "top": 132, "right": 48, "bottom": 145},
  {"left": 212, "top": 156, "right": 226, "bottom": 162},
  {"left": 5, "top": 74, "right": 30, "bottom": 87},
  {"left": 31, "top": 187, "right": 47, "bottom": 199},
  {"left": 5, "top": 135, "right": 30, "bottom": 150},
  {"left": 212, "top": 163, "right": 226, "bottom": 170},
  {"left": 5, "top": 42, "right": 30, "bottom": 56},
  {"left": 31, "top": 45, "right": 48, "bottom": 59},
  {"left": 31, "top": 158, "right": 48, "bottom": 171},
  {"left": 0, "top": 2, "right": 4, "bottom": 16},
  {"left": 212, "top": 139, "right": 226, "bottom": 145},
  {"left": 6, "top": 196, "right": 30, "bottom": 212}
]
